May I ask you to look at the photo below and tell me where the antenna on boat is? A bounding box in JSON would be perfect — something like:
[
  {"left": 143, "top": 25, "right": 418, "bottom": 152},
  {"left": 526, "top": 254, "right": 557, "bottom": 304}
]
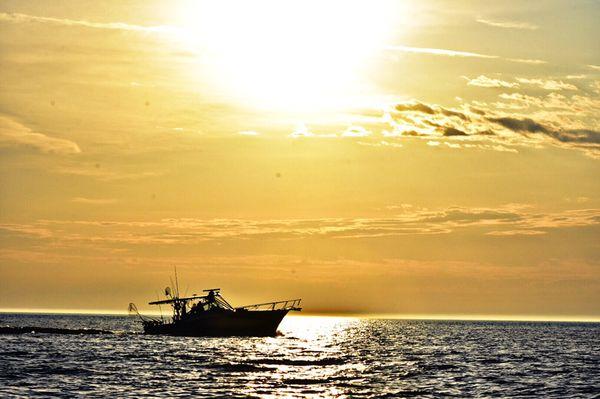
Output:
[
  {"left": 169, "top": 277, "right": 175, "bottom": 298},
  {"left": 174, "top": 265, "right": 180, "bottom": 298}
]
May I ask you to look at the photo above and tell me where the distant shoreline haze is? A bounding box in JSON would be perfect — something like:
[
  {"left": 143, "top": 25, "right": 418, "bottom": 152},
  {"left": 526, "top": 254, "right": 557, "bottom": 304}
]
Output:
[{"left": 1, "top": 309, "right": 598, "bottom": 323}]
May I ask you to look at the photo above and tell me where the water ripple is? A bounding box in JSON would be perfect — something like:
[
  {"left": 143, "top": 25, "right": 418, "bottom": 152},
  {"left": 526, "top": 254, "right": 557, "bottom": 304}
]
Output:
[{"left": 0, "top": 314, "right": 598, "bottom": 398}]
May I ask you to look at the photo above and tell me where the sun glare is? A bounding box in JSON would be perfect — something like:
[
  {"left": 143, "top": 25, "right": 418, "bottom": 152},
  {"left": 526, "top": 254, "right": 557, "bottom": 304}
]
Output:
[{"left": 172, "top": 0, "right": 402, "bottom": 112}]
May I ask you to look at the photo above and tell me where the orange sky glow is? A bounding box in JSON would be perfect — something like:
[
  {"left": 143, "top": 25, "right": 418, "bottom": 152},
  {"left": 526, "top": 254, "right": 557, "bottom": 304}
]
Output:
[{"left": 0, "top": 0, "right": 599, "bottom": 320}]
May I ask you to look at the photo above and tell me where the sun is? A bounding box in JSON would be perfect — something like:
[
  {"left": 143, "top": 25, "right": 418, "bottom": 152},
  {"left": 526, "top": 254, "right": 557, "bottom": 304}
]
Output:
[{"left": 171, "top": 0, "right": 402, "bottom": 113}]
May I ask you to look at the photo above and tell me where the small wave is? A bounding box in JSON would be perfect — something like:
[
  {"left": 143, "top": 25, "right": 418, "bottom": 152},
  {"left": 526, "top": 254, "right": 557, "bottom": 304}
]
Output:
[
  {"left": 380, "top": 390, "right": 431, "bottom": 398},
  {"left": 422, "top": 363, "right": 461, "bottom": 372},
  {"left": 23, "top": 365, "right": 92, "bottom": 377},
  {"left": 283, "top": 376, "right": 363, "bottom": 386},
  {"left": 0, "top": 326, "right": 113, "bottom": 335},
  {"left": 0, "top": 350, "right": 29, "bottom": 357},
  {"left": 283, "top": 378, "right": 330, "bottom": 385},
  {"left": 248, "top": 357, "right": 346, "bottom": 366},
  {"left": 206, "top": 363, "right": 273, "bottom": 372}
]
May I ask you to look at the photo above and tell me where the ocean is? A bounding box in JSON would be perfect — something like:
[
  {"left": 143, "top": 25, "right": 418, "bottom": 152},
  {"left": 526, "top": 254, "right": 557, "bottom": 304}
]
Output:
[{"left": 0, "top": 313, "right": 598, "bottom": 398}]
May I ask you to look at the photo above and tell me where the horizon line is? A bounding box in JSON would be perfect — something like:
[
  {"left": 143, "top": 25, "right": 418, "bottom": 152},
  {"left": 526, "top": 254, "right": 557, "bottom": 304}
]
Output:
[{"left": 1, "top": 308, "right": 598, "bottom": 323}]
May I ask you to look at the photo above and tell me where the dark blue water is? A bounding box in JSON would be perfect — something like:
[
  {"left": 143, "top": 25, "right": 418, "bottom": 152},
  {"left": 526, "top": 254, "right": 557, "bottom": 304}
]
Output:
[{"left": 0, "top": 313, "right": 598, "bottom": 398}]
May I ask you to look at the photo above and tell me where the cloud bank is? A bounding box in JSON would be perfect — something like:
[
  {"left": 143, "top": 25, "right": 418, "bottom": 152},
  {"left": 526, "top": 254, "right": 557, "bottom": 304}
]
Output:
[
  {"left": 0, "top": 116, "right": 80, "bottom": 155},
  {"left": 1, "top": 205, "right": 597, "bottom": 247}
]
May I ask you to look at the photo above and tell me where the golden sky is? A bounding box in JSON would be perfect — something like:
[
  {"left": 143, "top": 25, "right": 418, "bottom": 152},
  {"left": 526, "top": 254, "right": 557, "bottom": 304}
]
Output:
[{"left": 0, "top": 0, "right": 599, "bottom": 319}]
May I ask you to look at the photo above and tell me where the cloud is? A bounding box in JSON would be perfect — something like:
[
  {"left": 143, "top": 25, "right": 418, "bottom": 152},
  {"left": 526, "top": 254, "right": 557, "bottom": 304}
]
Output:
[
  {"left": 488, "top": 116, "right": 600, "bottom": 156},
  {"left": 390, "top": 101, "right": 490, "bottom": 140},
  {"left": 357, "top": 140, "right": 403, "bottom": 148},
  {"left": 71, "top": 197, "right": 117, "bottom": 205},
  {"left": 393, "top": 102, "right": 469, "bottom": 123},
  {"left": 395, "top": 101, "right": 435, "bottom": 114},
  {"left": 464, "top": 75, "right": 519, "bottom": 88},
  {"left": 476, "top": 18, "right": 539, "bottom": 30},
  {"left": 507, "top": 58, "right": 547, "bottom": 65},
  {"left": 516, "top": 78, "right": 578, "bottom": 91},
  {"left": 486, "top": 230, "right": 546, "bottom": 236},
  {"left": 0, "top": 12, "right": 175, "bottom": 34},
  {"left": 385, "top": 45, "right": 498, "bottom": 59},
  {"left": 381, "top": 95, "right": 599, "bottom": 157},
  {"left": 587, "top": 65, "right": 600, "bottom": 71},
  {"left": 0, "top": 116, "right": 81, "bottom": 155},
  {"left": 238, "top": 130, "right": 259, "bottom": 136},
  {"left": 488, "top": 117, "right": 600, "bottom": 145},
  {"left": 342, "top": 126, "right": 371, "bottom": 137},
  {"left": 488, "top": 117, "right": 549, "bottom": 133},
  {"left": 443, "top": 127, "right": 468, "bottom": 136},
  {"left": 440, "top": 108, "right": 469, "bottom": 121},
  {"left": 551, "top": 130, "right": 600, "bottom": 145},
  {"left": 385, "top": 45, "right": 545, "bottom": 65},
  {"left": 493, "top": 91, "right": 599, "bottom": 115},
  {"left": 3, "top": 206, "right": 597, "bottom": 248},
  {"left": 54, "top": 166, "right": 163, "bottom": 181},
  {"left": 0, "top": 223, "right": 52, "bottom": 238},
  {"left": 290, "top": 123, "right": 314, "bottom": 138},
  {"left": 288, "top": 123, "right": 343, "bottom": 139}
]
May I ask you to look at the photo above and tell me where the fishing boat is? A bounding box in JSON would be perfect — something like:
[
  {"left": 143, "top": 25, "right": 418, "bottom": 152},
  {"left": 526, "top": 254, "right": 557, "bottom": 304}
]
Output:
[{"left": 129, "top": 285, "right": 301, "bottom": 337}]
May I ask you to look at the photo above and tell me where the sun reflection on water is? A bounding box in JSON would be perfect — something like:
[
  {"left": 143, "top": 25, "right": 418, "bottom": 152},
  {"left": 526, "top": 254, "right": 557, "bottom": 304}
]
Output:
[
  {"left": 238, "top": 315, "right": 364, "bottom": 398},
  {"left": 278, "top": 315, "right": 361, "bottom": 342}
]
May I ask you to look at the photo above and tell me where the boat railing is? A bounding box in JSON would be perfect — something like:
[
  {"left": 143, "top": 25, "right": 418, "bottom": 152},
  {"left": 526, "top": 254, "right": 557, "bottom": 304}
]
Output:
[{"left": 236, "top": 299, "right": 302, "bottom": 311}]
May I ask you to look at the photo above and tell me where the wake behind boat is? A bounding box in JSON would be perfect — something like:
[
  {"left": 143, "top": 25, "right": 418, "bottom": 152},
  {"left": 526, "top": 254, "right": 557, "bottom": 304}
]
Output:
[{"left": 130, "top": 286, "right": 301, "bottom": 337}]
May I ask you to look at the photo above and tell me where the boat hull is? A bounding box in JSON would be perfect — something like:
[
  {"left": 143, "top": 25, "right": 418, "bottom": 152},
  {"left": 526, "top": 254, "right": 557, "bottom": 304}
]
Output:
[{"left": 143, "top": 309, "right": 290, "bottom": 337}]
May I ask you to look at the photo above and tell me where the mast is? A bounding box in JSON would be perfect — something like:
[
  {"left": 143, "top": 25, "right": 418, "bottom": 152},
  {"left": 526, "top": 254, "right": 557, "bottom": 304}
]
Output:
[{"left": 174, "top": 265, "right": 180, "bottom": 298}]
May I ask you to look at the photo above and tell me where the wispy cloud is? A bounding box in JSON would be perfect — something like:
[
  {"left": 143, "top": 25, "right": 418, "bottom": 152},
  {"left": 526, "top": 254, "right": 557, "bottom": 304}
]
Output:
[
  {"left": 357, "top": 140, "right": 403, "bottom": 148},
  {"left": 587, "top": 65, "right": 600, "bottom": 71},
  {"left": 0, "top": 12, "right": 175, "bottom": 33},
  {"left": 289, "top": 123, "right": 336, "bottom": 138},
  {"left": 463, "top": 75, "right": 519, "bottom": 88},
  {"left": 476, "top": 18, "right": 539, "bottom": 31},
  {"left": 0, "top": 116, "right": 80, "bottom": 155},
  {"left": 485, "top": 229, "right": 546, "bottom": 236},
  {"left": 507, "top": 58, "right": 547, "bottom": 65},
  {"left": 385, "top": 45, "right": 497, "bottom": 59},
  {"left": 516, "top": 78, "right": 578, "bottom": 91},
  {"left": 54, "top": 166, "right": 163, "bottom": 181},
  {"left": 0, "top": 223, "right": 53, "bottom": 238},
  {"left": 385, "top": 45, "right": 545, "bottom": 65},
  {"left": 461, "top": 76, "right": 580, "bottom": 94},
  {"left": 342, "top": 126, "right": 371, "bottom": 137},
  {"left": 71, "top": 197, "right": 118, "bottom": 205}
]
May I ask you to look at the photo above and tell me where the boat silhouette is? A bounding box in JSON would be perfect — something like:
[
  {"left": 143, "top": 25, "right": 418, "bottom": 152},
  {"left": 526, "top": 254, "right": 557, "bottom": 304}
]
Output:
[{"left": 130, "top": 285, "right": 301, "bottom": 337}]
